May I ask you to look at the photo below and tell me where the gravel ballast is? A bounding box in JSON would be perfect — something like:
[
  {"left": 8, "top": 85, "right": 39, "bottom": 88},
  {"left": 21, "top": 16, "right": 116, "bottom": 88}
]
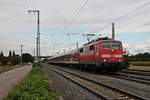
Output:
[
  {"left": 49, "top": 65, "right": 150, "bottom": 99},
  {"left": 43, "top": 65, "right": 102, "bottom": 100}
]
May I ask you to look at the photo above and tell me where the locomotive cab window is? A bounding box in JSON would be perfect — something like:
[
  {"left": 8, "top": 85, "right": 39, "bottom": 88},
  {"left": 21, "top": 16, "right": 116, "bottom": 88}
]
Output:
[
  {"left": 80, "top": 48, "right": 83, "bottom": 53},
  {"left": 90, "top": 45, "right": 94, "bottom": 51},
  {"left": 103, "top": 42, "right": 121, "bottom": 50},
  {"left": 112, "top": 43, "right": 120, "bottom": 50},
  {"left": 83, "top": 47, "right": 90, "bottom": 52},
  {"left": 103, "top": 43, "right": 111, "bottom": 49}
]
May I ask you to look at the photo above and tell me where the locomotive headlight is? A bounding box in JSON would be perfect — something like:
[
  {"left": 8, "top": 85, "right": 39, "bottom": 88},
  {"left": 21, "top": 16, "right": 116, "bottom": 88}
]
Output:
[
  {"left": 102, "top": 54, "right": 111, "bottom": 58},
  {"left": 114, "top": 54, "right": 122, "bottom": 58},
  {"left": 118, "top": 59, "right": 122, "bottom": 62},
  {"left": 103, "top": 59, "right": 106, "bottom": 62}
]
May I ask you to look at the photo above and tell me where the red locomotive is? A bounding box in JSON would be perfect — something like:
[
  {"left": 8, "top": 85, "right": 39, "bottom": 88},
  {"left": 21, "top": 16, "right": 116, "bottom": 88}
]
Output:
[{"left": 49, "top": 37, "right": 127, "bottom": 73}]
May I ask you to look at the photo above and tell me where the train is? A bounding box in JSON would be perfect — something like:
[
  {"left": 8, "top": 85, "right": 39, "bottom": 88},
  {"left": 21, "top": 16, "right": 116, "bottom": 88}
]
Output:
[{"left": 48, "top": 37, "right": 128, "bottom": 73}]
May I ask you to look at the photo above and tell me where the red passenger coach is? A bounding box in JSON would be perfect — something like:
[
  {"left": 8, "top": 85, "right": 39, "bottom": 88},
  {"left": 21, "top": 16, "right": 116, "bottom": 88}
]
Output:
[{"left": 49, "top": 37, "right": 126, "bottom": 73}]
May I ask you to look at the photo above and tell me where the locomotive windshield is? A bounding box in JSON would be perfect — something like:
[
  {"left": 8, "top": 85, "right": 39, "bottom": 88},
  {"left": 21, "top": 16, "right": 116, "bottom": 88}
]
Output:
[
  {"left": 103, "top": 43, "right": 111, "bottom": 49},
  {"left": 112, "top": 43, "right": 120, "bottom": 50},
  {"left": 103, "top": 42, "right": 121, "bottom": 50}
]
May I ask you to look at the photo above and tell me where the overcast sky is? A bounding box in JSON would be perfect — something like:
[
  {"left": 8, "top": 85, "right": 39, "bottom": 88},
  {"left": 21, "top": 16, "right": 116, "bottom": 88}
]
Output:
[{"left": 0, "top": 0, "right": 150, "bottom": 56}]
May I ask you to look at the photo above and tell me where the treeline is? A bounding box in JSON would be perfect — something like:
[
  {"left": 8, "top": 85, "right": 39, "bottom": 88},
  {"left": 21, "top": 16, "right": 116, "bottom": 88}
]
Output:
[
  {"left": 0, "top": 51, "right": 34, "bottom": 66},
  {"left": 128, "top": 52, "right": 150, "bottom": 61}
]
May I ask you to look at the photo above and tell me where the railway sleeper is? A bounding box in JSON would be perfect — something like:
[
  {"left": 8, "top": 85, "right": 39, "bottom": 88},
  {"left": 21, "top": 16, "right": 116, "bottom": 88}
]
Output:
[{"left": 49, "top": 66, "right": 144, "bottom": 100}]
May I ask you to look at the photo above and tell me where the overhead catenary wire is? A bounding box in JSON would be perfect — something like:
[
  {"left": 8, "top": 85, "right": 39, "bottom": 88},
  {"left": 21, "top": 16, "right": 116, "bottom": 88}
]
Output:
[
  {"left": 95, "top": 1, "right": 150, "bottom": 33},
  {"left": 115, "top": 1, "right": 150, "bottom": 22},
  {"left": 64, "top": 0, "right": 127, "bottom": 36},
  {"left": 64, "top": 0, "right": 89, "bottom": 36},
  {"left": 25, "top": 0, "right": 29, "bottom": 10},
  {"left": 24, "top": 0, "right": 35, "bottom": 10}
]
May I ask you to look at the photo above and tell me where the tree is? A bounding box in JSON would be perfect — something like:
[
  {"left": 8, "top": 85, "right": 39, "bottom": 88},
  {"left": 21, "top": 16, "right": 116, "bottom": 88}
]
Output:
[
  {"left": 22, "top": 53, "right": 34, "bottom": 63},
  {"left": 0, "top": 51, "right": 4, "bottom": 64},
  {"left": 42, "top": 58, "right": 48, "bottom": 62},
  {"left": 1, "top": 57, "right": 8, "bottom": 65},
  {"left": 11, "top": 55, "right": 21, "bottom": 65},
  {"left": 9, "top": 51, "right": 12, "bottom": 57},
  {"left": 12, "top": 51, "right": 15, "bottom": 56},
  {"left": 8, "top": 51, "right": 12, "bottom": 63},
  {"left": 128, "top": 52, "right": 150, "bottom": 61},
  {"left": 0, "top": 51, "right": 4, "bottom": 57}
]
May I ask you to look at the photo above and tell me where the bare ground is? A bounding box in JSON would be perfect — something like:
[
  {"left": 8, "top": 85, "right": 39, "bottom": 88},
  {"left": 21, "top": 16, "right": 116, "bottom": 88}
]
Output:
[{"left": 0, "top": 65, "right": 32, "bottom": 100}]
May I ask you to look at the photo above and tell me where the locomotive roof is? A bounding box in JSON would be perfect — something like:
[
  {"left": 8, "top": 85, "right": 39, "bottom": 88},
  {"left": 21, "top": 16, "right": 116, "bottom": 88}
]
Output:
[{"left": 83, "top": 37, "right": 121, "bottom": 47}]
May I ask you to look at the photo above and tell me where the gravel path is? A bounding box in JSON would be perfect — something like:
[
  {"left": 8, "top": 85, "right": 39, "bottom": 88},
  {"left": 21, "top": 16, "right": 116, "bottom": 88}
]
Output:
[
  {"left": 43, "top": 64, "right": 102, "bottom": 100},
  {"left": 0, "top": 65, "right": 32, "bottom": 100}
]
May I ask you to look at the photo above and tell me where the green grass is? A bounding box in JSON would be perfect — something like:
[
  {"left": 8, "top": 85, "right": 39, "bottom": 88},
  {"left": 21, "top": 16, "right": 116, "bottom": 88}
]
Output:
[
  {"left": 5, "top": 63, "right": 59, "bottom": 100},
  {"left": 130, "top": 61, "right": 150, "bottom": 66},
  {"left": 128, "top": 65, "right": 150, "bottom": 71}
]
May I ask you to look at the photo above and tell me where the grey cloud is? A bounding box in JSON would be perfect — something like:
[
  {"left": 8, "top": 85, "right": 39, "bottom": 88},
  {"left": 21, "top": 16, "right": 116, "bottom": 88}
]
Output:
[
  {"left": 143, "top": 22, "right": 150, "bottom": 26},
  {"left": 1, "top": 0, "right": 150, "bottom": 55}
]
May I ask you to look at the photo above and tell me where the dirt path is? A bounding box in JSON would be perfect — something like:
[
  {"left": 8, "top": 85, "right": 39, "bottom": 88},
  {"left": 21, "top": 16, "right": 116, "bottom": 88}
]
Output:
[{"left": 0, "top": 65, "right": 32, "bottom": 100}]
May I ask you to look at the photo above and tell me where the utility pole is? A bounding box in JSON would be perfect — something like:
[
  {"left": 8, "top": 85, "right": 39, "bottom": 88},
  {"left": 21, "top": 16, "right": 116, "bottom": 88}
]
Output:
[
  {"left": 33, "top": 48, "right": 35, "bottom": 58},
  {"left": 20, "top": 45, "right": 23, "bottom": 65},
  {"left": 112, "top": 23, "right": 115, "bottom": 40},
  {"left": 28, "top": 10, "right": 40, "bottom": 61},
  {"left": 76, "top": 42, "right": 79, "bottom": 49}
]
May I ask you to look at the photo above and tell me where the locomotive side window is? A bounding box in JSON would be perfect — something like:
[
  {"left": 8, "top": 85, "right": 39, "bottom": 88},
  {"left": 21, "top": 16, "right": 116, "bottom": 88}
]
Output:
[
  {"left": 90, "top": 45, "right": 94, "bottom": 51},
  {"left": 83, "top": 47, "right": 90, "bottom": 52},
  {"left": 103, "top": 43, "right": 111, "bottom": 49},
  {"left": 80, "top": 48, "right": 83, "bottom": 53},
  {"left": 112, "top": 43, "right": 120, "bottom": 50}
]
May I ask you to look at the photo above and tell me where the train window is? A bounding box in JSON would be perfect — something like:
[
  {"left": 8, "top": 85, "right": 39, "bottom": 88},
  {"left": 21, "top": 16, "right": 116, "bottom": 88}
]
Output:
[
  {"left": 71, "top": 53, "right": 76, "bottom": 57},
  {"left": 90, "top": 45, "right": 94, "bottom": 51},
  {"left": 112, "top": 43, "right": 120, "bottom": 50},
  {"left": 103, "top": 43, "right": 111, "bottom": 49},
  {"left": 83, "top": 47, "right": 90, "bottom": 52},
  {"left": 80, "top": 48, "right": 83, "bottom": 53}
]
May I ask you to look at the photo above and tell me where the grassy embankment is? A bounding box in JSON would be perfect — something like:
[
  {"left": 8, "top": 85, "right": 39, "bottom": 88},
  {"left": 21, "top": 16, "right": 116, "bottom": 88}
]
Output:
[
  {"left": 128, "top": 62, "right": 150, "bottom": 71},
  {"left": 5, "top": 63, "right": 59, "bottom": 100},
  {"left": 0, "top": 65, "right": 22, "bottom": 74}
]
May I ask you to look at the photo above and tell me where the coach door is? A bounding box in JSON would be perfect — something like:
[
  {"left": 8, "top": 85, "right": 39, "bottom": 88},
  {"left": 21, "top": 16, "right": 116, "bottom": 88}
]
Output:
[
  {"left": 89, "top": 45, "right": 95, "bottom": 62},
  {"left": 95, "top": 43, "right": 99, "bottom": 62}
]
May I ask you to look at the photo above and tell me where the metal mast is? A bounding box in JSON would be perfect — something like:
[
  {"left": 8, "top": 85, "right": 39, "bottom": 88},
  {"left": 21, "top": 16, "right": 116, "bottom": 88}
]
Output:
[
  {"left": 20, "top": 45, "right": 23, "bottom": 64},
  {"left": 112, "top": 23, "right": 115, "bottom": 40},
  {"left": 28, "top": 10, "right": 40, "bottom": 61}
]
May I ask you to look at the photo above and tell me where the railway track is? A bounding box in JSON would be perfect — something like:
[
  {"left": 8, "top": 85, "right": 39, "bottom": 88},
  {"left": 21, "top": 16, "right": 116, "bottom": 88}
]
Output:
[
  {"left": 48, "top": 65, "right": 147, "bottom": 100},
  {"left": 121, "top": 69, "right": 150, "bottom": 76},
  {"left": 115, "top": 70, "right": 150, "bottom": 85}
]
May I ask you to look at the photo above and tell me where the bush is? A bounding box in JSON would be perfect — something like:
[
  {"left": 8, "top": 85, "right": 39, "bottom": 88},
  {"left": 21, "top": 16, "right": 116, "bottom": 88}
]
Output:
[
  {"left": 22, "top": 53, "right": 34, "bottom": 63},
  {"left": 32, "top": 62, "right": 41, "bottom": 68},
  {"left": 128, "top": 52, "right": 150, "bottom": 61},
  {"left": 5, "top": 63, "right": 59, "bottom": 100},
  {"left": 1, "top": 57, "right": 8, "bottom": 65},
  {"left": 10, "top": 56, "right": 21, "bottom": 65}
]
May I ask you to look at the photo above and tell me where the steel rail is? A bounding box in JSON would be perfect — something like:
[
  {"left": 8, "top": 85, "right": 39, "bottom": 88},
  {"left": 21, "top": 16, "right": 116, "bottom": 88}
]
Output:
[{"left": 48, "top": 65, "right": 147, "bottom": 100}]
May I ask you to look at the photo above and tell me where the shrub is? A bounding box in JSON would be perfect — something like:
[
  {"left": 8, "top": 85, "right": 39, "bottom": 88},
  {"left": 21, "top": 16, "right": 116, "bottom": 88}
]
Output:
[
  {"left": 10, "top": 56, "right": 21, "bottom": 65},
  {"left": 32, "top": 62, "right": 41, "bottom": 68},
  {"left": 6, "top": 63, "right": 59, "bottom": 100},
  {"left": 22, "top": 53, "right": 34, "bottom": 63},
  {"left": 1, "top": 57, "right": 8, "bottom": 65}
]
